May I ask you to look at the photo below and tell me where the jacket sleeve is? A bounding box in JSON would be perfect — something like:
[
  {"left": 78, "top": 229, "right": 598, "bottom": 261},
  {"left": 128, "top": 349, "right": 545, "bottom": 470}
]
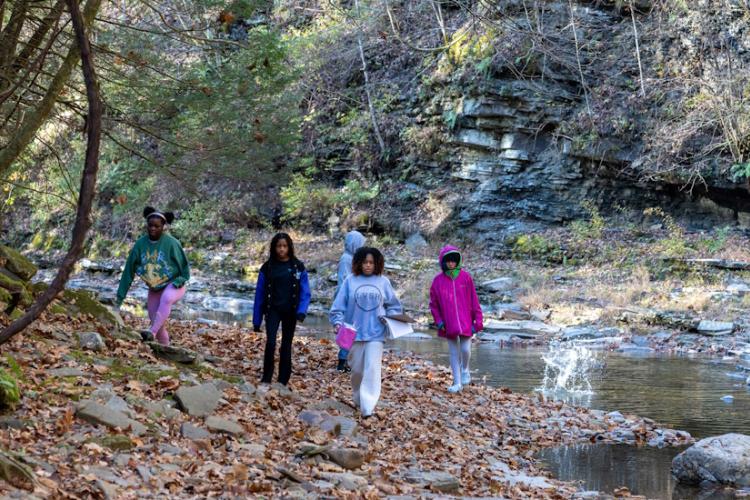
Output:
[
  {"left": 329, "top": 277, "right": 349, "bottom": 326},
  {"left": 116, "top": 245, "right": 139, "bottom": 306},
  {"left": 429, "top": 277, "right": 443, "bottom": 327},
  {"left": 383, "top": 278, "right": 403, "bottom": 317},
  {"left": 468, "top": 274, "right": 483, "bottom": 332},
  {"left": 170, "top": 240, "right": 191, "bottom": 288},
  {"left": 297, "top": 270, "right": 311, "bottom": 315},
  {"left": 252, "top": 270, "right": 266, "bottom": 329},
  {"left": 336, "top": 257, "right": 349, "bottom": 294}
]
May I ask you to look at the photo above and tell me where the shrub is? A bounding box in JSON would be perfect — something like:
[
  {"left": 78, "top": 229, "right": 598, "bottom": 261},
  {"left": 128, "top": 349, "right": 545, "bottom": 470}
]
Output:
[
  {"left": 643, "top": 207, "right": 689, "bottom": 257},
  {"left": 0, "top": 367, "right": 20, "bottom": 408},
  {"left": 171, "top": 202, "right": 226, "bottom": 248},
  {"left": 570, "top": 200, "right": 606, "bottom": 241}
]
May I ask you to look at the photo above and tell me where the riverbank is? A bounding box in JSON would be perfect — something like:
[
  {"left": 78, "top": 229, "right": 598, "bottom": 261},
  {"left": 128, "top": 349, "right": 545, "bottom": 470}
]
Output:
[{"left": 0, "top": 312, "right": 692, "bottom": 498}]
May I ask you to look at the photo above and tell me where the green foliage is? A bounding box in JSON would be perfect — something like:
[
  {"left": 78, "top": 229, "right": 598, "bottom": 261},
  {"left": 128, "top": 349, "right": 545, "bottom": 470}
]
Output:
[
  {"left": 171, "top": 202, "right": 226, "bottom": 248},
  {"left": 510, "top": 234, "right": 565, "bottom": 263},
  {"left": 443, "top": 109, "right": 458, "bottom": 130},
  {"left": 643, "top": 207, "right": 689, "bottom": 257},
  {"left": 281, "top": 175, "right": 380, "bottom": 227},
  {"left": 447, "top": 29, "right": 497, "bottom": 65},
  {"left": 731, "top": 161, "right": 750, "bottom": 181},
  {"left": 699, "top": 226, "right": 731, "bottom": 254},
  {"left": 570, "top": 200, "right": 605, "bottom": 241},
  {"left": 0, "top": 367, "right": 21, "bottom": 408},
  {"left": 186, "top": 250, "right": 207, "bottom": 268},
  {"left": 4, "top": 356, "right": 23, "bottom": 382}
]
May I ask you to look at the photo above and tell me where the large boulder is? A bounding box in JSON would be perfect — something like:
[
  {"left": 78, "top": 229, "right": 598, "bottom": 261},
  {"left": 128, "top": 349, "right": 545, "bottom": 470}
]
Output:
[
  {"left": 672, "top": 433, "right": 750, "bottom": 486},
  {"left": 0, "top": 246, "right": 37, "bottom": 281}
]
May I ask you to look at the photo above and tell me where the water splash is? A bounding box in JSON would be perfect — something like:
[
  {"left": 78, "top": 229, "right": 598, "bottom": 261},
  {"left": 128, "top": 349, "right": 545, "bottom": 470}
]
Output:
[{"left": 537, "top": 341, "right": 599, "bottom": 404}]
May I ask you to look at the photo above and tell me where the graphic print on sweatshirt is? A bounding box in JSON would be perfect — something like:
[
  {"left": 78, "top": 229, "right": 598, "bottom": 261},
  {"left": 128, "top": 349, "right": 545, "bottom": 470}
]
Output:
[
  {"left": 137, "top": 248, "right": 173, "bottom": 288},
  {"left": 354, "top": 284, "right": 383, "bottom": 312}
]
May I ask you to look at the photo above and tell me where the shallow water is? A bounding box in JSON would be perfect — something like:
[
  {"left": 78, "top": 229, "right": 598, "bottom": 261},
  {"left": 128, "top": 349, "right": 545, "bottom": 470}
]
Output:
[
  {"left": 537, "top": 443, "right": 739, "bottom": 500},
  {"left": 395, "top": 339, "right": 750, "bottom": 438},
  {"left": 395, "top": 339, "right": 750, "bottom": 499}
]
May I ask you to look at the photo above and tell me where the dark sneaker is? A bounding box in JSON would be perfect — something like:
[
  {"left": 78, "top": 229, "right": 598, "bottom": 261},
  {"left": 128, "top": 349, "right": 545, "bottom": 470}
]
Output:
[
  {"left": 337, "top": 359, "right": 347, "bottom": 372},
  {"left": 140, "top": 330, "right": 154, "bottom": 342}
]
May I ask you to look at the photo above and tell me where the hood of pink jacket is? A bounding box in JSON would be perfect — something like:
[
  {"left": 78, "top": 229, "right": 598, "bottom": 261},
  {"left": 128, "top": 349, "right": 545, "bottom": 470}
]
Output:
[{"left": 438, "top": 245, "right": 462, "bottom": 270}]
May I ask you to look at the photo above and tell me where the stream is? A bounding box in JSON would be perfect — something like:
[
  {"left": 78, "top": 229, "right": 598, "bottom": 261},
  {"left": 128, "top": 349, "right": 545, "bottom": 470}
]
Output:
[{"left": 42, "top": 267, "right": 750, "bottom": 499}]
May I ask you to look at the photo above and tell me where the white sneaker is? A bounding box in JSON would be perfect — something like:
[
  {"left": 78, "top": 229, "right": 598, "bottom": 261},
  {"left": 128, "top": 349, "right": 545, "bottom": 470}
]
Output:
[
  {"left": 461, "top": 370, "right": 471, "bottom": 386},
  {"left": 447, "top": 384, "right": 462, "bottom": 393}
]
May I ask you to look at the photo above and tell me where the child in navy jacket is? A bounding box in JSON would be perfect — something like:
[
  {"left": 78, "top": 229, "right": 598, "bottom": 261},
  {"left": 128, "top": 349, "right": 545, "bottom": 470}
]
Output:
[{"left": 253, "top": 233, "right": 311, "bottom": 385}]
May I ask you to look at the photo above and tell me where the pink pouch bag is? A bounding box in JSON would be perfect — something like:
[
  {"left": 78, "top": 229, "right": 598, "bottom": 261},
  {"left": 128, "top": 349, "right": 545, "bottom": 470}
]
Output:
[{"left": 335, "top": 323, "right": 357, "bottom": 350}]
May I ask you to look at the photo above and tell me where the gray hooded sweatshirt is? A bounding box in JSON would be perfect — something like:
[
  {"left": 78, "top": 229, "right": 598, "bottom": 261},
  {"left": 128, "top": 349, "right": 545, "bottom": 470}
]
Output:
[{"left": 336, "top": 231, "right": 365, "bottom": 295}]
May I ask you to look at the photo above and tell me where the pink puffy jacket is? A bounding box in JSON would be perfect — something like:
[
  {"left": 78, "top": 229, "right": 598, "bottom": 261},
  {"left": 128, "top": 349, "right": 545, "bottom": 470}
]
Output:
[{"left": 429, "top": 245, "right": 483, "bottom": 339}]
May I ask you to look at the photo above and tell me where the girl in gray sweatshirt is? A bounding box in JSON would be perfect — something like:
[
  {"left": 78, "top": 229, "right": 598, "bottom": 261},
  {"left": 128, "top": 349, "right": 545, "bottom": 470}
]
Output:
[{"left": 330, "top": 247, "right": 402, "bottom": 417}]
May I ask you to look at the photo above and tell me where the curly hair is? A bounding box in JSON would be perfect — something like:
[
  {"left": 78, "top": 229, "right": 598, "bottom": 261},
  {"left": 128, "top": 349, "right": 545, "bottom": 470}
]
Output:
[{"left": 352, "top": 247, "right": 385, "bottom": 276}]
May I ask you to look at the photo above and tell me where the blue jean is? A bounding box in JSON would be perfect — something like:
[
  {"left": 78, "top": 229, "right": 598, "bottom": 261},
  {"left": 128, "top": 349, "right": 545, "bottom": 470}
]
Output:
[{"left": 338, "top": 347, "right": 349, "bottom": 361}]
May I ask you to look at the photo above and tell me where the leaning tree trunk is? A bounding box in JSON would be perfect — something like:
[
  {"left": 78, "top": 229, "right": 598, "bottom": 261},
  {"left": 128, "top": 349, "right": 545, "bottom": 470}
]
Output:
[{"left": 0, "top": 0, "right": 102, "bottom": 345}]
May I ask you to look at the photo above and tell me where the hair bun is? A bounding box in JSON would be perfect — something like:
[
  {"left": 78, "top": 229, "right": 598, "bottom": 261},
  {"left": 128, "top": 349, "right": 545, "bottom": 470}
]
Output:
[
  {"left": 143, "top": 206, "right": 156, "bottom": 218},
  {"left": 163, "top": 211, "right": 175, "bottom": 224}
]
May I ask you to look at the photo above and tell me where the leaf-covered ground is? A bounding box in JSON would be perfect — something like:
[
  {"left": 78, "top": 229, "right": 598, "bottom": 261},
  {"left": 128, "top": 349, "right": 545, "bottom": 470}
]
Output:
[{"left": 0, "top": 311, "right": 691, "bottom": 498}]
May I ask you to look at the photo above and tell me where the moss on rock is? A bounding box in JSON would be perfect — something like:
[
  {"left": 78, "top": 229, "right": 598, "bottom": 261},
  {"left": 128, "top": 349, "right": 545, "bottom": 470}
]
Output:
[
  {"left": 61, "top": 290, "right": 123, "bottom": 330},
  {"left": 0, "top": 269, "right": 24, "bottom": 293},
  {"left": 0, "top": 246, "right": 37, "bottom": 281}
]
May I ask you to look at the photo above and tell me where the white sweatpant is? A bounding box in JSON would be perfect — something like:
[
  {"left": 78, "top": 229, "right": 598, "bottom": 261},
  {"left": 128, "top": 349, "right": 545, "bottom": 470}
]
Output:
[
  {"left": 349, "top": 341, "right": 384, "bottom": 416},
  {"left": 447, "top": 336, "right": 471, "bottom": 385}
]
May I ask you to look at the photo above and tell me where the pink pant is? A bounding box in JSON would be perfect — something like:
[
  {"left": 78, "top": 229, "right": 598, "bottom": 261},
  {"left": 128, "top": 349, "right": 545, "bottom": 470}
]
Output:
[{"left": 147, "top": 283, "right": 186, "bottom": 345}]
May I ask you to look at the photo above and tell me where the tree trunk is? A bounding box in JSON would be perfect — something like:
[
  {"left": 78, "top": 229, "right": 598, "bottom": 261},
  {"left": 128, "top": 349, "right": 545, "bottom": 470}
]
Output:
[{"left": 0, "top": 0, "right": 102, "bottom": 346}]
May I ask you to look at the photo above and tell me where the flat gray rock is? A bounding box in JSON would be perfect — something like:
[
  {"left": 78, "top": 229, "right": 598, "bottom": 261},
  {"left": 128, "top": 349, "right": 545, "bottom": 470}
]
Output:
[
  {"left": 180, "top": 423, "right": 212, "bottom": 440},
  {"left": 405, "top": 233, "right": 428, "bottom": 253},
  {"left": 147, "top": 342, "right": 201, "bottom": 364},
  {"left": 404, "top": 469, "right": 460, "bottom": 492},
  {"left": 174, "top": 383, "right": 221, "bottom": 417},
  {"left": 205, "top": 416, "right": 244, "bottom": 436},
  {"left": 48, "top": 367, "right": 88, "bottom": 378},
  {"left": 480, "top": 277, "right": 515, "bottom": 293},
  {"left": 697, "top": 320, "right": 735, "bottom": 336},
  {"left": 75, "top": 400, "right": 146, "bottom": 436}
]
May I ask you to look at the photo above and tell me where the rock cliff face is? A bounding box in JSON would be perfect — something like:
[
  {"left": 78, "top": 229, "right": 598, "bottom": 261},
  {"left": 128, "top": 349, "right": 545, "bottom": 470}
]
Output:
[
  {"left": 303, "top": 0, "right": 750, "bottom": 241},
  {"left": 413, "top": 1, "right": 750, "bottom": 241},
  {"left": 443, "top": 80, "right": 744, "bottom": 241}
]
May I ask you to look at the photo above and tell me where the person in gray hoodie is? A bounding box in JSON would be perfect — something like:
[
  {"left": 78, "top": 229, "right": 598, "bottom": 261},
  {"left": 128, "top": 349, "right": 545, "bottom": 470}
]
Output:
[
  {"left": 330, "top": 247, "right": 402, "bottom": 418},
  {"left": 334, "top": 230, "right": 366, "bottom": 371}
]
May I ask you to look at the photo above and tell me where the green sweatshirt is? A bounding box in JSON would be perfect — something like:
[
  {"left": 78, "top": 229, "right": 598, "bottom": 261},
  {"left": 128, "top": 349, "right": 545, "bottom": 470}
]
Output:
[{"left": 116, "top": 234, "right": 190, "bottom": 306}]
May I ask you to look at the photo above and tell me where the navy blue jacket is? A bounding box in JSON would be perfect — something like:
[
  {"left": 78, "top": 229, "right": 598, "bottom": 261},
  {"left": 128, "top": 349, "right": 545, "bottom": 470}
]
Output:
[{"left": 252, "top": 258, "right": 311, "bottom": 328}]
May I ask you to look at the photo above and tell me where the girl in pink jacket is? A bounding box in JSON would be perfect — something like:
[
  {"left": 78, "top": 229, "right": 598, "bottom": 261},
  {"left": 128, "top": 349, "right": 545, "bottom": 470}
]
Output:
[{"left": 429, "top": 245, "right": 483, "bottom": 393}]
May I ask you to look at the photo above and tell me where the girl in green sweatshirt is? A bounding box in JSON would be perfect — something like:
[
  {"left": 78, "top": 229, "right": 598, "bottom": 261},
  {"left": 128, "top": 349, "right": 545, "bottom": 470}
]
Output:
[{"left": 116, "top": 207, "right": 190, "bottom": 345}]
